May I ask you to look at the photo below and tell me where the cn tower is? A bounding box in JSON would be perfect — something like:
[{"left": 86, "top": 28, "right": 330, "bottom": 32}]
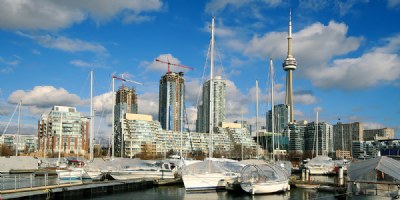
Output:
[{"left": 283, "top": 10, "right": 297, "bottom": 123}]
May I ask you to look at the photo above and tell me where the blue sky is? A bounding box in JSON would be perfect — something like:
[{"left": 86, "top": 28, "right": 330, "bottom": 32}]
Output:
[{"left": 0, "top": 0, "right": 399, "bottom": 138}]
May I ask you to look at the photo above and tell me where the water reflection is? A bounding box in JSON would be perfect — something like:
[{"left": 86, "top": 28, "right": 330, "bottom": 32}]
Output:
[{"left": 90, "top": 185, "right": 337, "bottom": 200}]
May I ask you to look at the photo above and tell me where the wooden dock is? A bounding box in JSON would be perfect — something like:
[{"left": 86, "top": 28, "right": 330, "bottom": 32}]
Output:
[{"left": 0, "top": 179, "right": 154, "bottom": 200}]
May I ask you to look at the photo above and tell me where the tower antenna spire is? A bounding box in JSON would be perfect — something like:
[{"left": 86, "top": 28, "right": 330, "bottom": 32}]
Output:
[{"left": 283, "top": 9, "right": 297, "bottom": 123}]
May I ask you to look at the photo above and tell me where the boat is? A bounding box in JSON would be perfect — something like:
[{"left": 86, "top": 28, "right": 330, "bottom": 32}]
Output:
[
  {"left": 181, "top": 17, "right": 244, "bottom": 191},
  {"left": 109, "top": 160, "right": 175, "bottom": 180},
  {"left": 240, "top": 162, "right": 290, "bottom": 194},
  {"left": 182, "top": 158, "right": 243, "bottom": 191},
  {"left": 56, "top": 168, "right": 83, "bottom": 180},
  {"left": 305, "top": 155, "right": 335, "bottom": 175},
  {"left": 295, "top": 183, "right": 320, "bottom": 189}
]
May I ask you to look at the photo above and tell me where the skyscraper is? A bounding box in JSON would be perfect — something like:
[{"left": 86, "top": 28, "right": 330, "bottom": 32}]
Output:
[
  {"left": 158, "top": 72, "right": 185, "bottom": 131},
  {"left": 114, "top": 86, "right": 138, "bottom": 157},
  {"left": 196, "top": 76, "right": 226, "bottom": 133},
  {"left": 282, "top": 11, "right": 297, "bottom": 123},
  {"left": 266, "top": 104, "right": 289, "bottom": 133}
]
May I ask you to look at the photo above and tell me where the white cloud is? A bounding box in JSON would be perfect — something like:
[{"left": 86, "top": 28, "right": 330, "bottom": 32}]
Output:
[
  {"left": 363, "top": 122, "right": 385, "bottom": 130},
  {"left": 137, "top": 92, "right": 159, "bottom": 119},
  {"left": 313, "top": 106, "right": 323, "bottom": 113},
  {"left": 225, "top": 79, "right": 250, "bottom": 122},
  {"left": 70, "top": 60, "right": 92, "bottom": 68},
  {"left": 205, "top": 0, "right": 283, "bottom": 14},
  {"left": 142, "top": 54, "right": 193, "bottom": 74},
  {"left": 0, "top": 0, "right": 163, "bottom": 30},
  {"left": 8, "top": 86, "right": 82, "bottom": 114},
  {"left": 244, "top": 20, "right": 400, "bottom": 89},
  {"left": 388, "top": 0, "right": 400, "bottom": 8},
  {"left": 17, "top": 32, "right": 107, "bottom": 55},
  {"left": 309, "top": 52, "right": 400, "bottom": 89}
]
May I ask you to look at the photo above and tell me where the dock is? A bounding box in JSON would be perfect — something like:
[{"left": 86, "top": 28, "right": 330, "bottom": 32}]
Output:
[{"left": 0, "top": 179, "right": 155, "bottom": 199}]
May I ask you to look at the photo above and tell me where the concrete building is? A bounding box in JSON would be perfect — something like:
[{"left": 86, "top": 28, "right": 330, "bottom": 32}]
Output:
[
  {"left": 266, "top": 104, "right": 289, "bottom": 133},
  {"left": 37, "top": 106, "right": 89, "bottom": 157},
  {"left": 196, "top": 76, "right": 226, "bottom": 133},
  {"left": 287, "top": 121, "right": 307, "bottom": 154},
  {"left": 282, "top": 11, "right": 297, "bottom": 123},
  {"left": 0, "top": 134, "right": 38, "bottom": 155},
  {"left": 158, "top": 72, "right": 185, "bottom": 131},
  {"left": 333, "top": 122, "right": 363, "bottom": 158},
  {"left": 304, "top": 122, "right": 333, "bottom": 156},
  {"left": 114, "top": 86, "right": 138, "bottom": 157},
  {"left": 364, "top": 128, "right": 395, "bottom": 141},
  {"left": 119, "top": 114, "right": 260, "bottom": 158}
]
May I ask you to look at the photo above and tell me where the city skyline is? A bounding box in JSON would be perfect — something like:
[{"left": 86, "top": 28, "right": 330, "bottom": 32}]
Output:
[{"left": 0, "top": 1, "right": 399, "bottom": 138}]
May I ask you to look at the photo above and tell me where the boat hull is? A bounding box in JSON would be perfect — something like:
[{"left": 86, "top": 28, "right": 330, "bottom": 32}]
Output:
[
  {"left": 182, "top": 173, "right": 237, "bottom": 191},
  {"left": 241, "top": 180, "right": 290, "bottom": 195},
  {"left": 110, "top": 170, "right": 174, "bottom": 180}
]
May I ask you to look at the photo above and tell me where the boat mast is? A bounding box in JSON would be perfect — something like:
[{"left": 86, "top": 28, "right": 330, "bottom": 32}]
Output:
[
  {"left": 256, "top": 79, "right": 259, "bottom": 159},
  {"left": 270, "top": 58, "right": 275, "bottom": 161},
  {"left": 57, "top": 114, "right": 63, "bottom": 166},
  {"left": 111, "top": 77, "right": 115, "bottom": 160},
  {"left": 316, "top": 111, "right": 319, "bottom": 156},
  {"left": 208, "top": 17, "right": 215, "bottom": 159},
  {"left": 90, "top": 70, "right": 94, "bottom": 161},
  {"left": 16, "top": 100, "right": 21, "bottom": 156}
]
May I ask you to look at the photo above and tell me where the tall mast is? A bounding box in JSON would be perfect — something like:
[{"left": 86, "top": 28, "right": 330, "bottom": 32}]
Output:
[
  {"left": 111, "top": 77, "right": 115, "bottom": 160},
  {"left": 208, "top": 17, "right": 215, "bottom": 159},
  {"left": 316, "top": 111, "right": 319, "bottom": 156},
  {"left": 256, "top": 79, "right": 259, "bottom": 159},
  {"left": 270, "top": 58, "right": 275, "bottom": 161},
  {"left": 16, "top": 100, "right": 21, "bottom": 156},
  {"left": 57, "top": 114, "right": 63, "bottom": 166},
  {"left": 90, "top": 70, "right": 94, "bottom": 161}
]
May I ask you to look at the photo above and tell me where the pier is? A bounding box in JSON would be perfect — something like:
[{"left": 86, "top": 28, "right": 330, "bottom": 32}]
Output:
[{"left": 0, "top": 178, "right": 155, "bottom": 200}]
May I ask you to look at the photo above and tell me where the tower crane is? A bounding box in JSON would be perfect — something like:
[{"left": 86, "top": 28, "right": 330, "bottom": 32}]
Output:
[
  {"left": 155, "top": 57, "right": 194, "bottom": 74},
  {"left": 112, "top": 74, "right": 143, "bottom": 88}
]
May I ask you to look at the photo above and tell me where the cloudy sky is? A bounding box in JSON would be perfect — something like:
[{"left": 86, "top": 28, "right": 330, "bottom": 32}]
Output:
[{"left": 0, "top": 0, "right": 399, "bottom": 138}]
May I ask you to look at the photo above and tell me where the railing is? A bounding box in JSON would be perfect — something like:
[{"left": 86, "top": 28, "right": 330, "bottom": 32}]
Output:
[{"left": 0, "top": 172, "right": 83, "bottom": 191}]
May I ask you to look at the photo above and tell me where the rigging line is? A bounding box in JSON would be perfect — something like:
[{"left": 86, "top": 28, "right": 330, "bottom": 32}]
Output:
[
  {"left": 214, "top": 44, "right": 226, "bottom": 78},
  {"left": 1, "top": 103, "right": 19, "bottom": 136},
  {"left": 192, "top": 42, "right": 211, "bottom": 131}
]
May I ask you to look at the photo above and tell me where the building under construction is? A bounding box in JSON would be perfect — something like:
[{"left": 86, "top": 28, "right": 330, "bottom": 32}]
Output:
[
  {"left": 114, "top": 86, "right": 138, "bottom": 157},
  {"left": 158, "top": 72, "right": 185, "bottom": 132}
]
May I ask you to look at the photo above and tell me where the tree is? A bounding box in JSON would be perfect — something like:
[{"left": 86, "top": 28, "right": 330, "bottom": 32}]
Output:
[{"left": 0, "top": 144, "right": 13, "bottom": 156}]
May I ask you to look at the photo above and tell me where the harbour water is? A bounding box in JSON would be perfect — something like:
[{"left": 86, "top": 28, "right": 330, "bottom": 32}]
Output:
[{"left": 89, "top": 185, "right": 341, "bottom": 200}]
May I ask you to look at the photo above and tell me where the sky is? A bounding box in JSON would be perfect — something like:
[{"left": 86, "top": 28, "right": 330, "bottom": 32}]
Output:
[{"left": 0, "top": 0, "right": 399, "bottom": 139}]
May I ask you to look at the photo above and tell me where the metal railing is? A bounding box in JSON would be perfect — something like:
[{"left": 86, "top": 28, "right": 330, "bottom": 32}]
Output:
[{"left": 0, "top": 172, "right": 83, "bottom": 191}]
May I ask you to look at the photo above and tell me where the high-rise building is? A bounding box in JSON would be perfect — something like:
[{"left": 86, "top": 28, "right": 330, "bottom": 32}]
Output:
[
  {"left": 37, "top": 106, "right": 89, "bottom": 156},
  {"left": 333, "top": 122, "right": 364, "bottom": 158},
  {"left": 266, "top": 104, "right": 289, "bottom": 133},
  {"left": 196, "top": 76, "right": 226, "bottom": 133},
  {"left": 282, "top": 11, "right": 297, "bottom": 123},
  {"left": 158, "top": 72, "right": 185, "bottom": 131},
  {"left": 304, "top": 122, "right": 333, "bottom": 156},
  {"left": 114, "top": 86, "right": 138, "bottom": 157},
  {"left": 364, "top": 128, "right": 395, "bottom": 141},
  {"left": 288, "top": 121, "right": 307, "bottom": 154}
]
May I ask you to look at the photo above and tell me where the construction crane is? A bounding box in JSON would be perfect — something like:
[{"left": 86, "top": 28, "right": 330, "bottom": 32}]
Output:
[
  {"left": 112, "top": 74, "right": 143, "bottom": 88},
  {"left": 155, "top": 57, "right": 194, "bottom": 74}
]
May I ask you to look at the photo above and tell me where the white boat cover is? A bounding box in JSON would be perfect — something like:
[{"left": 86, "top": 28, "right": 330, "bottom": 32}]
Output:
[
  {"left": 305, "top": 155, "right": 334, "bottom": 167},
  {"left": 182, "top": 158, "right": 243, "bottom": 175},
  {"left": 241, "top": 162, "right": 289, "bottom": 183},
  {"left": 348, "top": 156, "right": 400, "bottom": 182}
]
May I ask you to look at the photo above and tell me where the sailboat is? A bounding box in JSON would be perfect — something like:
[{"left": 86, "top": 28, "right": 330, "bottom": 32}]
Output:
[
  {"left": 305, "top": 112, "right": 335, "bottom": 175},
  {"left": 181, "top": 17, "right": 243, "bottom": 191},
  {"left": 240, "top": 59, "right": 290, "bottom": 195}
]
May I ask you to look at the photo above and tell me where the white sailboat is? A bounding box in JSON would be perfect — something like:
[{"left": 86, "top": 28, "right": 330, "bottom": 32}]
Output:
[
  {"left": 181, "top": 17, "right": 243, "bottom": 191},
  {"left": 240, "top": 59, "right": 290, "bottom": 195},
  {"left": 305, "top": 112, "right": 335, "bottom": 175}
]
